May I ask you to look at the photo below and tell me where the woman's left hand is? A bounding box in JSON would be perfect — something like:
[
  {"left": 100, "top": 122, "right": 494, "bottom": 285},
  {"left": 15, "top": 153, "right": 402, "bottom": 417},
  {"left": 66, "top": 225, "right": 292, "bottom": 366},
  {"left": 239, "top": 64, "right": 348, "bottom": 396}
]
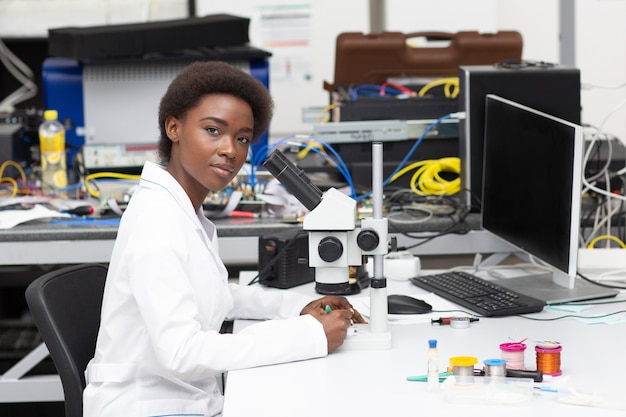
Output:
[{"left": 301, "top": 296, "right": 367, "bottom": 324}]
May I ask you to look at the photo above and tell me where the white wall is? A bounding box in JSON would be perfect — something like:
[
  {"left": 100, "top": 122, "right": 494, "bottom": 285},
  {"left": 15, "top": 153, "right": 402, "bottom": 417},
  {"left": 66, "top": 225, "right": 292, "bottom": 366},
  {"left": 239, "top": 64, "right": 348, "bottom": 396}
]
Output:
[
  {"left": 575, "top": 0, "right": 626, "bottom": 143},
  {"left": 496, "top": 0, "right": 560, "bottom": 61},
  {"left": 385, "top": 0, "right": 498, "bottom": 32},
  {"left": 499, "top": 0, "right": 626, "bottom": 144},
  {"left": 0, "top": 0, "right": 187, "bottom": 36}
]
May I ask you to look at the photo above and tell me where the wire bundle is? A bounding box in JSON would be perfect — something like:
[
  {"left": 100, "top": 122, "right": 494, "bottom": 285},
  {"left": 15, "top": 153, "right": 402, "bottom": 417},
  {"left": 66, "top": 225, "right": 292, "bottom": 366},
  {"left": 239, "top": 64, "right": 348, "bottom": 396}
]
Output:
[
  {"left": 417, "top": 77, "right": 459, "bottom": 98},
  {"left": 346, "top": 78, "right": 460, "bottom": 100},
  {"left": 580, "top": 96, "right": 626, "bottom": 250},
  {"left": 390, "top": 157, "right": 460, "bottom": 196},
  {"left": 248, "top": 135, "right": 356, "bottom": 199}
]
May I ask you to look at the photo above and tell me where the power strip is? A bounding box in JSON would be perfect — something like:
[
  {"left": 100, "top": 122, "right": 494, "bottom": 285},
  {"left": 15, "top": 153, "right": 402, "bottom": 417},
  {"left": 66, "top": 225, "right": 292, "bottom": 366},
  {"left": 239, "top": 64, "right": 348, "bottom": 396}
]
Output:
[{"left": 577, "top": 248, "right": 626, "bottom": 276}]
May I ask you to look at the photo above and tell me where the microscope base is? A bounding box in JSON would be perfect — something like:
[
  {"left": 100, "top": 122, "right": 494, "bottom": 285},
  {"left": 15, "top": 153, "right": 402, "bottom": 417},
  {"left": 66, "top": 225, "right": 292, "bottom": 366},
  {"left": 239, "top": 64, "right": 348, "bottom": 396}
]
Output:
[{"left": 339, "top": 323, "right": 392, "bottom": 350}]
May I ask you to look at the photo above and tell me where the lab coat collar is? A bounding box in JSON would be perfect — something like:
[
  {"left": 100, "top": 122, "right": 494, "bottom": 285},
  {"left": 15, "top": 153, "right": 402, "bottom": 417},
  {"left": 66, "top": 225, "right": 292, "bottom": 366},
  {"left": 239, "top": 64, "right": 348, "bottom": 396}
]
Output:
[{"left": 138, "top": 161, "right": 216, "bottom": 241}]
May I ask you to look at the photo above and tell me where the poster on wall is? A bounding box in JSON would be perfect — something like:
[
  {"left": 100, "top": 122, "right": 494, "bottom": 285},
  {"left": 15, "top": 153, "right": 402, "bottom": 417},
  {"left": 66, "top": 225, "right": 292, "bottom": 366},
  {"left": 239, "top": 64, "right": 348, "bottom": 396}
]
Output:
[{"left": 257, "top": 3, "right": 313, "bottom": 83}]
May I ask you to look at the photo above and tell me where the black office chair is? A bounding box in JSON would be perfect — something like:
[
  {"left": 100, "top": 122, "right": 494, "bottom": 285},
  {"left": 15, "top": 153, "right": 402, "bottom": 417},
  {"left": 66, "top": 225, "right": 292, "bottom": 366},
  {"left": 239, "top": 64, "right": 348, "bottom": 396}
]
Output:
[{"left": 25, "top": 263, "right": 108, "bottom": 417}]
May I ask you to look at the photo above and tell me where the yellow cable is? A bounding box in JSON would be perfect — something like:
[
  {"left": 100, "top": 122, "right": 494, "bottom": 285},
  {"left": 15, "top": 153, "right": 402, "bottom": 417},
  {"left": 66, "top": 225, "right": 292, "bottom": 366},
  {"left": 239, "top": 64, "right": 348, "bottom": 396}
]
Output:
[
  {"left": 587, "top": 235, "right": 626, "bottom": 249},
  {"left": 391, "top": 160, "right": 432, "bottom": 182},
  {"left": 411, "top": 165, "right": 437, "bottom": 196},
  {"left": 390, "top": 157, "right": 460, "bottom": 196},
  {"left": 84, "top": 172, "right": 140, "bottom": 198},
  {"left": 0, "top": 177, "right": 18, "bottom": 197},
  {"left": 418, "top": 77, "right": 459, "bottom": 98},
  {"left": 411, "top": 158, "right": 460, "bottom": 195},
  {"left": 296, "top": 139, "right": 324, "bottom": 160},
  {"left": 314, "top": 104, "right": 336, "bottom": 124},
  {"left": 294, "top": 139, "right": 335, "bottom": 168},
  {"left": 0, "top": 160, "right": 27, "bottom": 184}
]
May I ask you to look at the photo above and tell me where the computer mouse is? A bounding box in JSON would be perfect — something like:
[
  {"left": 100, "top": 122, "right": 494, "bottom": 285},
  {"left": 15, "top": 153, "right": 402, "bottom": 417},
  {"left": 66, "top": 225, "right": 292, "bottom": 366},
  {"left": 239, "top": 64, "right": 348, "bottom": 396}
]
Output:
[{"left": 387, "top": 294, "right": 432, "bottom": 314}]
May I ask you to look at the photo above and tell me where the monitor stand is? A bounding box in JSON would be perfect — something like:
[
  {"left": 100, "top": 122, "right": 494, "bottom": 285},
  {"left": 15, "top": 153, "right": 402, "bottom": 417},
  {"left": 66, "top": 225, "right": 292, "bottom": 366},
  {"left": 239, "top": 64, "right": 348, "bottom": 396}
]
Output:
[{"left": 493, "top": 272, "right": 619, "bottom": 305}]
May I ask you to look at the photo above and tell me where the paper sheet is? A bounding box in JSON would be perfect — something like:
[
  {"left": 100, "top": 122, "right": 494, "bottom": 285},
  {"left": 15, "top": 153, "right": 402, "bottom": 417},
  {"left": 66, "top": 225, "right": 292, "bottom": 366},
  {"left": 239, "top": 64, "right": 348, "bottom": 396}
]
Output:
[{"left": 0, "top": 204, "right": 70, "bottom": 229}]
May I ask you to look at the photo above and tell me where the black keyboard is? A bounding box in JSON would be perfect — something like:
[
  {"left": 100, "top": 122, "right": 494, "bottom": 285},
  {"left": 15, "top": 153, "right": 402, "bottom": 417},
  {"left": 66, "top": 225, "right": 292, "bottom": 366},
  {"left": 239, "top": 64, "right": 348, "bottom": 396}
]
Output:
[{"left": 409, "top": 271, "right": 546, "bottom": 317}]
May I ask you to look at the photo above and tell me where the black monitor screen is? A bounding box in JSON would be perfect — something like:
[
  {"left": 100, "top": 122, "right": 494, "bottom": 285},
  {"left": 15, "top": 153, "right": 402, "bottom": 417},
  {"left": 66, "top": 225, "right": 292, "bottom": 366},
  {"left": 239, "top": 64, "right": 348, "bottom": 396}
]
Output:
[{"left": 481, "top": 94, "right": 582, "bottom": 280}]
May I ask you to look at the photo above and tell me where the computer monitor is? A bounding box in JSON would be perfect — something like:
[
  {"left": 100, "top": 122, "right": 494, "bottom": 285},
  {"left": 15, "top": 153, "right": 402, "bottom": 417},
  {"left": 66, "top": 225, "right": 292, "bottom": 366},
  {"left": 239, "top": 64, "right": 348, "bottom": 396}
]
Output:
[{"left": 481, "top": 94, "right": 618, "bottom": 304}]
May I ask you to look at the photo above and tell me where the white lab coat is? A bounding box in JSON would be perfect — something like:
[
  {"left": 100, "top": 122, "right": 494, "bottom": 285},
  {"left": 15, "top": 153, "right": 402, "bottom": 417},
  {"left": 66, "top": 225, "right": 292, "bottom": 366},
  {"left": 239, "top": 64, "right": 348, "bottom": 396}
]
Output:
[{"left": 83, "top": 161, "right": 327, "bottom": 417}]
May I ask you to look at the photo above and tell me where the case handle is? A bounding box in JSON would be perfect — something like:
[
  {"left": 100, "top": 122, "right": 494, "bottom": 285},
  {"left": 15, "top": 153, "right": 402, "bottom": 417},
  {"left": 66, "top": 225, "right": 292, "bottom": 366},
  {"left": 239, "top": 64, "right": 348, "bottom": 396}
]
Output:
[{"left": 405, "top": 31, "right": 454, "bottom": 41}]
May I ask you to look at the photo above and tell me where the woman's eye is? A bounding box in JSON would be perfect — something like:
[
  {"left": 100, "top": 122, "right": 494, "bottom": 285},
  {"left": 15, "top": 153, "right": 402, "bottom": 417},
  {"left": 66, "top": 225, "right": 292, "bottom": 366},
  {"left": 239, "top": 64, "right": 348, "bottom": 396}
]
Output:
[
  {"left": 205, "top": 127, "right": 219, "bottom": 135},
  {"left": 238, "top": 136, "right": 251, "bottom": 144}
]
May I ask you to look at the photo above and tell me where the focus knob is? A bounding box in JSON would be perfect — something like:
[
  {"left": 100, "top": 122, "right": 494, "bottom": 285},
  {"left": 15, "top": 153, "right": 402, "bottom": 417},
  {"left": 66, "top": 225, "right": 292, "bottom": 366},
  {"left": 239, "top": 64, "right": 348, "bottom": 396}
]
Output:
[
  {"left": 318, "top": 236, "right": 343, "bottom": 262},
  {"left": 357, "top": 229, "right": 379, "bottom": 251}
]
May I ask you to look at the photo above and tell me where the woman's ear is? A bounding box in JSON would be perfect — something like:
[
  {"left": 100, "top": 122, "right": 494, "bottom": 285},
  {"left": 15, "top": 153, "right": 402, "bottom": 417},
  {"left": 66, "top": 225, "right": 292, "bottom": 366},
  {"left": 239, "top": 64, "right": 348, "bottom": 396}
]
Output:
[{"left": 165, "top": 116, "right": 180, "bottom": 142}]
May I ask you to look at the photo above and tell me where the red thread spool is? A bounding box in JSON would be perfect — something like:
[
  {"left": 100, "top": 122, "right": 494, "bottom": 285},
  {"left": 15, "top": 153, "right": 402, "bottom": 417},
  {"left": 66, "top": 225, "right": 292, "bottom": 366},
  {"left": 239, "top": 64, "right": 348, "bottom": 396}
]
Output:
[
  {"left": 499, "top": 342, "right": 526, "bottom": 370},
  {"left": 535, "top": 345, "right": 562, "bottom": 376}
]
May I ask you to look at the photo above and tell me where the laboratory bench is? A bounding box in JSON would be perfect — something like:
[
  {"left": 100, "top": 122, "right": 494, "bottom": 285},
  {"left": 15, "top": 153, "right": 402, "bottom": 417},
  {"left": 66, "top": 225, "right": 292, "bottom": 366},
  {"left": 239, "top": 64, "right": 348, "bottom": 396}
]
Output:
[
  {"left": 0, "top": 211, "right": 515, "bottom": 268},
  {"left": 225, "top": 272, "right": 626, "bottom": 417}
]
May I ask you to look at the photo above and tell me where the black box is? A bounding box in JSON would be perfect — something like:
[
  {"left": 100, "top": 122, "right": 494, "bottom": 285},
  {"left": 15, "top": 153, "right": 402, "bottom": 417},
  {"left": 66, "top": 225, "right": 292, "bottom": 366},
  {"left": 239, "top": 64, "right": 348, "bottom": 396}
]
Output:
[
  {"left": 459, "top": 64, "right": 581, "bottom": 211},
  {"left": 0, "top": 123, "right": 24, "bottom": 164},
  {"left": 48, "top": 14, "right": 251, "bottom": 60},
  {"left": 258, "top": 229, "right": 315, "bottom": 289},
  {"left": 339, "top": 96, "right": 459, "bottom": 122}
]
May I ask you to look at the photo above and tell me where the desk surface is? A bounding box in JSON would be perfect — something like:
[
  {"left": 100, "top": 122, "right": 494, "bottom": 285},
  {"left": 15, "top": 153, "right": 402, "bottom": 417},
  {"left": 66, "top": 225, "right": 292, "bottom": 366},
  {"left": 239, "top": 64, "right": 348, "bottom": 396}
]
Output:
[
  {"left": 223, "top": 273, "right": 626, "bottom": 417},
  {"left": 0, "top": 213, "right": 479, "bottom": 242},
  {"left": 0, "top": 213, "right": 499, "bottom": 266},
  {"left": 0, "top": 217, "right": 298, "bottom": 242}
]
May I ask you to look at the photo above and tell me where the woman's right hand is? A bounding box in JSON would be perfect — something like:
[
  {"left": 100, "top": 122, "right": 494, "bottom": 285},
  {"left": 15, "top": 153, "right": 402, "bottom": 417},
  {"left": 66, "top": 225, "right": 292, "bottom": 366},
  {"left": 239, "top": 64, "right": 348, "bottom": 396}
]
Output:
[{"left": 313, "top": 309, "right": 354, "bottom": 353}]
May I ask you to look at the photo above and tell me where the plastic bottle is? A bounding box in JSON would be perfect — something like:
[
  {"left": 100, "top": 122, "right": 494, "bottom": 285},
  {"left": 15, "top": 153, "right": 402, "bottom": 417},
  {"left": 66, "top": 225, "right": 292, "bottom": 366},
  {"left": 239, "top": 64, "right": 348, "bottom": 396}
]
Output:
[
  {"left": 39, "top": 110, "right": 68, "bottom": 193},
  {"left": 427, "top": 339, "right": 439, "bottom": 391}
]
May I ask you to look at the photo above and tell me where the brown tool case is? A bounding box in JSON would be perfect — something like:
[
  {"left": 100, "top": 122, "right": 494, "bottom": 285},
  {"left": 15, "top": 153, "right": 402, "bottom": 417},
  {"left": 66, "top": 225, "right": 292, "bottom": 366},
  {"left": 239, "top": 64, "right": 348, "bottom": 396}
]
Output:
[{"left": 324, "top": 31, "right": 523, "bottom": 92}]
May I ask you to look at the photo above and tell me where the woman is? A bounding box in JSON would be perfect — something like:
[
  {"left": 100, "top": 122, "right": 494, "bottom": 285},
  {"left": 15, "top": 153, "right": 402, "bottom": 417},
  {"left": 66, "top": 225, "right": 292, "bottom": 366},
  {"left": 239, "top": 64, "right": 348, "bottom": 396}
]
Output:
[{"left": 83, "top": 61, "right": 364, "bottom": 417}]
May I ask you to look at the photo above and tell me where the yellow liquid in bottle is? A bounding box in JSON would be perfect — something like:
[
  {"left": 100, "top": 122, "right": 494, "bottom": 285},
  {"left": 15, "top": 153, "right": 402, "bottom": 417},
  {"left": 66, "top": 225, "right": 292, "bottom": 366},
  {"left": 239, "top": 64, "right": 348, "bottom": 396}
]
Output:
[{"left": 40, "top": 120, "right": 68, "bottom": 191}]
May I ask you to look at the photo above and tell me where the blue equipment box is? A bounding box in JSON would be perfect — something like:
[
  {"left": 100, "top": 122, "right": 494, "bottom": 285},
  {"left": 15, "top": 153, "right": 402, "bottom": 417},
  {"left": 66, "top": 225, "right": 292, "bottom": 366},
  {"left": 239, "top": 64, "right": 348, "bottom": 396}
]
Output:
[{"left": 42, "top": 49, "right": 271, "bottom": 169}]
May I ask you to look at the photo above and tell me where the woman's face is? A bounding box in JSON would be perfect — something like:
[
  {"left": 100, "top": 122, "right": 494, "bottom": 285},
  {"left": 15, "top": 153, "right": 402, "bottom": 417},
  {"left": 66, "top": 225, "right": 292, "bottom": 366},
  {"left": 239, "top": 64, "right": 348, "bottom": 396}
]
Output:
[{"left": 165, "top": 93, "right": 253, "bottom": 208}]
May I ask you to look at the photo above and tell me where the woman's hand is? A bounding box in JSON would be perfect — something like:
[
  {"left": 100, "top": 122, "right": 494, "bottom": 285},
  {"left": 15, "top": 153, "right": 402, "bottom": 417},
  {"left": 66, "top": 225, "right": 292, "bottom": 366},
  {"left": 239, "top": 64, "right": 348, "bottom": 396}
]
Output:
[
  {"left": 301, "top": 296, "right": 366, "bottom": 324},
  {"left": 301, "top": 296, "right": 367, "bottom": 353}
]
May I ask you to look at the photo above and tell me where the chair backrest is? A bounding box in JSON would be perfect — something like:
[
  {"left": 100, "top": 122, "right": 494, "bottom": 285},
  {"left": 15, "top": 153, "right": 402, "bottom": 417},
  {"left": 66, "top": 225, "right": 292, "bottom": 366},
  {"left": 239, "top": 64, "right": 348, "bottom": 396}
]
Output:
[{"left": 25, "top": 263, "right": 107, "bottom": 417}]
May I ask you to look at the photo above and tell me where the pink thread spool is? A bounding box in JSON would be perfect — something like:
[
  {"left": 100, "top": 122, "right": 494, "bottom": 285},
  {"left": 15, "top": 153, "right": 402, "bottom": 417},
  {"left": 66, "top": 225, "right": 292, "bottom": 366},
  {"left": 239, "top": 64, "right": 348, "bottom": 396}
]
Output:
[{"left": 499, "top": 342, "right": 526, "bottom": 370}]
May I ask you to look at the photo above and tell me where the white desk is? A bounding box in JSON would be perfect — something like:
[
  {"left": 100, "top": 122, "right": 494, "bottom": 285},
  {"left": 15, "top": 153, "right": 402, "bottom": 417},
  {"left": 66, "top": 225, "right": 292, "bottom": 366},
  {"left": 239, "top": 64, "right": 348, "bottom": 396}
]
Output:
[{"left": 223, "top": 272, "right": 626, "bottom": 416}]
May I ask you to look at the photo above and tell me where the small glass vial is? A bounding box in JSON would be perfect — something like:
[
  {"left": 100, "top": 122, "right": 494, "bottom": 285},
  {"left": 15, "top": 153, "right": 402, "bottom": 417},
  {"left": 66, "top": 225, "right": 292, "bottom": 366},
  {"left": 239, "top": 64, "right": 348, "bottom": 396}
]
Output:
[{"left": 427, "top": 339, "right": 439, "bottom": 391}]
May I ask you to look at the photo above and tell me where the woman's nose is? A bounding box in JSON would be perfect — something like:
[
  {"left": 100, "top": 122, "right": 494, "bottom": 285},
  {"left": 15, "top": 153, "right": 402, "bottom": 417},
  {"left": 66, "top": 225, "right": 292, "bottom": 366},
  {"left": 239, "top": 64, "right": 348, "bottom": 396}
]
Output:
[{"left": 218, "top": 137, "right": 237, "bottom": 159}]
